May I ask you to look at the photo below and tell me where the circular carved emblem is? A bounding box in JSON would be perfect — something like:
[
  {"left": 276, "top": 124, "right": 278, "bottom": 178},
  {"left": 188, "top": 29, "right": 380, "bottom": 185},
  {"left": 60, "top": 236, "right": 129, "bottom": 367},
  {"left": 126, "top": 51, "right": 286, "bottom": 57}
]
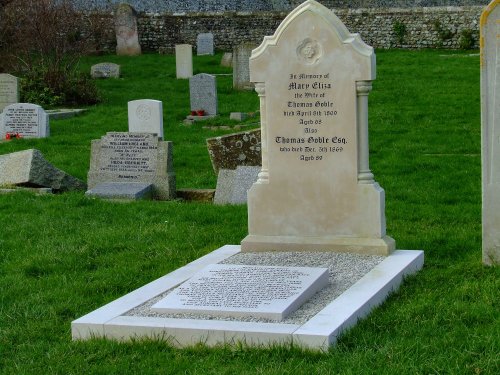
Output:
[
  {"left": 297, "top": 38, "right": 322, "bottom": 65},
  {"left": 136, "top": 104, "right": 152, "bottom": 121}
]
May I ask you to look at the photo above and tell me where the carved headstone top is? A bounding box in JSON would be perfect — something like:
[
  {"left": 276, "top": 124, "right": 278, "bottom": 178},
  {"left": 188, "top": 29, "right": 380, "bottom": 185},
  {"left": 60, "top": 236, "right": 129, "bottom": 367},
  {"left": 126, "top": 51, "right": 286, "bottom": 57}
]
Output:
[
  {"left": 115, "top": 3, "right": 141, "bottom": 56},
  {"left": 242, "top": 0, "right": 394, "bottom": 255}
]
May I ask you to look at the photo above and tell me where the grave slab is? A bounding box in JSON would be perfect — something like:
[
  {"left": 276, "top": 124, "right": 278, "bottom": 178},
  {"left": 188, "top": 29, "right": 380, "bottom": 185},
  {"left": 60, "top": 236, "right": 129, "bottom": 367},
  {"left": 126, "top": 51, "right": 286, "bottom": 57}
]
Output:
[
  {"left": 233, "top": 43, "right": 256, "bottom": 90},
  {"left": 214, "top": 166, "right": 260, "bottom": 205},
  {"left": 85, "top": 182, "right": 153, "bottom": 200},
  {"left": 71, "top": 246, "right": 424, "bottom": 350}
]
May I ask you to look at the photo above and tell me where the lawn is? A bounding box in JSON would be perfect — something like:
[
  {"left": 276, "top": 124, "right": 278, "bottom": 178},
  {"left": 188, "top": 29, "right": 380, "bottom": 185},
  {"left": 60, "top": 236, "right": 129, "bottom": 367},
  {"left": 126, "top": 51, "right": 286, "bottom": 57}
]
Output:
[{"left": 0, "top": 50, "right": 498, "bottom": 374}]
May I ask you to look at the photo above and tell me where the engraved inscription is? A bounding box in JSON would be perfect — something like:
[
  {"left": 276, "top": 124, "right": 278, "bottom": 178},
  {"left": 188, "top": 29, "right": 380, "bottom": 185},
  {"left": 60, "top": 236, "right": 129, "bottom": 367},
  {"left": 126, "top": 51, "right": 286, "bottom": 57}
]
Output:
[{"left": 4, "top": 107, "right": 40, "bottom": 137}]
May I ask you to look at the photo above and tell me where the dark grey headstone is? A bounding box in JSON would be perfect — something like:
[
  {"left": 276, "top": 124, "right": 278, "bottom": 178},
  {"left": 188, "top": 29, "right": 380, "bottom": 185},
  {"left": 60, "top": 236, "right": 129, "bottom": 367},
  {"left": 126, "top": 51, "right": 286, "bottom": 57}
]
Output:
[
  {"left": 189, "top": 73, "right": 217, "bottom": 116},
  {"left": 196, "top": 33, "right": 214, "bottom": 55}
]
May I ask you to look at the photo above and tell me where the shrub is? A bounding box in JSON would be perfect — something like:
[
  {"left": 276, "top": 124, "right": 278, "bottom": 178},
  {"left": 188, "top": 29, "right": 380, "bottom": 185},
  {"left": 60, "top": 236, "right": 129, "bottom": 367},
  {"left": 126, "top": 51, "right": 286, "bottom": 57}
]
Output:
[
  {"left": 459, "top": 29, "right": 475, "bottom": 50},
  {"left": 393, "top": 20, "right": 407, "bottom": 45}
]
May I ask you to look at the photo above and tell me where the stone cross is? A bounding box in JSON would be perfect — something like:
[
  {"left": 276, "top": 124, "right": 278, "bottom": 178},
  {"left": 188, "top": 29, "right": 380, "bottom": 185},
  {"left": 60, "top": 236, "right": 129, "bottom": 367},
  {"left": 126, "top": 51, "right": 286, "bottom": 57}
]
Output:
[{"left": 241, "top": 0, "right": 395, "bottom": 255}]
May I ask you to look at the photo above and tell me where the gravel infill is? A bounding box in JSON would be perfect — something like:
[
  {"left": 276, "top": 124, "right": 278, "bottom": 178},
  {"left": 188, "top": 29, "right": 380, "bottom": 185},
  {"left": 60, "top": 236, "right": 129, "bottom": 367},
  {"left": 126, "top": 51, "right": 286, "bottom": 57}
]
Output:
[{"left": 125, "top": 252, "right": 384, "bottom": 325}]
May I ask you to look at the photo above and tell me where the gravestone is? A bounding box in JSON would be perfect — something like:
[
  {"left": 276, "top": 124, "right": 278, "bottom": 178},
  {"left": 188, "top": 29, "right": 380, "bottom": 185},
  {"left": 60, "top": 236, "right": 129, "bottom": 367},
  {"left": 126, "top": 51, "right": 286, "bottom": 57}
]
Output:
[
  {"left": 115, "top": 3, "right": 141, "bottom": 56},
  {"left": 241, "top": 0, "right": 395, "bottom": 255},
  {"left": 0, "top": 103, "right": 49, "bottom": 139},
  {"left": 91, "top": 62, "right": 120, "bottom": 78},
  {"left": 214, "top": 166, "right": 261, "bottom": 205},
  {"left": 175, "top": 44, "right": 193, "bottom": 79},
  {"left": 220, "top": 52, "right": 233, "bottom": 67},
  {"left": 0, "top": 149, "right": 86, "bottom": 192},
  {"left": 197, "top": 33, "right": 214, "bottom": 55},
  {"left": 0, "top": 74, "right": 19, "bottom": 112},
  {"left": 151, "top": 264, "right": 329, "bottom": 321},
  {"left": 189, "top": 73, "right": 218, "bottom": 116},
  {"left": 128, "top": 99, "right": 163, "bottom": 139},
  {"left": 87, "top": 132, "right": 175, "bottom": 200},
  {"left": 206, "top": 129, "right": 261, "bottom": 173},
  {"left": 233, "top": 43, "right": 256, "bottom": 90},
  {"left": 481, "top": 0, "right": 500, "bottom": 265}
]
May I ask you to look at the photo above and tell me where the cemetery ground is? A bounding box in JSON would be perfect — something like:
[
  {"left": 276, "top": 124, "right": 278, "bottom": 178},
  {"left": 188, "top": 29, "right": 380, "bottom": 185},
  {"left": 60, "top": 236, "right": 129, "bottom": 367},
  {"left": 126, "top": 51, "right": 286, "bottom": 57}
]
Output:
[{"left": 0, "top": 50, "right": 498, "bottom": 374}]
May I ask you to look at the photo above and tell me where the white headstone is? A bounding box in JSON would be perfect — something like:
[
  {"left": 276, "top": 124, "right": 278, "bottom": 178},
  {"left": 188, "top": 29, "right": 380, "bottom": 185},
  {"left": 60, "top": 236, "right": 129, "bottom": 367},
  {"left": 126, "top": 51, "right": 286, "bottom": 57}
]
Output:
[
  {"left": 128, "top": 99, "right": 163, "bottom": 139},
  {"left": 197, "top": 33, "right": 214, "bottom": 56},
  {"left": 115, "top": 3, "right": 141, "bottom": 56},
  {"left": 175, "top": 44, "right": 193, "bottom": 79},
  {"left": 241, "top": 0, "right": 395, "bottom": 255},
  {"left": 233, "top": 44, "right": 256, "bottom": 90},
  {"left": 481, "top": 0, "right": 500, "bottom": 265},
  {"left": 91, "top": 62, "right": 120, "bottom": 79},
  {"left": 0, "top": 103, "right": 49, "bottom": 139},
  {"left": 151, "top": 264, "right": 329, "bottom": 321},
  {"left": 189, "top": 73, "right": 218, "bottom": 116},
  {"left": 0, "top": 74, "right": 19, "bottom": 112}
]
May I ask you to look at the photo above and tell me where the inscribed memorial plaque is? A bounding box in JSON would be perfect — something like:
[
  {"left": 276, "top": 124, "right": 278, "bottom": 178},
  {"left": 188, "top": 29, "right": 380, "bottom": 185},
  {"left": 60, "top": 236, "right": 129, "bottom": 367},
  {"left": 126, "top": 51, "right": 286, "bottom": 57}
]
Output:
[
  {"left": 241, "top": 0, "right": 395, "bottom": 255},
  {"left": 481, "top": 0, "right": 500, "bottom": 265},
  {"left": 0, "top": 103, "right": 49, "bottom": 139},
  {"left": 0, "top": 74, "right": 19, "bottom": 112},
  {"left": 189, "top": 73, "right": 218, "bottom": 116},
  {"left": 152, "top": 264, "right": 329, "bottom": 321}
]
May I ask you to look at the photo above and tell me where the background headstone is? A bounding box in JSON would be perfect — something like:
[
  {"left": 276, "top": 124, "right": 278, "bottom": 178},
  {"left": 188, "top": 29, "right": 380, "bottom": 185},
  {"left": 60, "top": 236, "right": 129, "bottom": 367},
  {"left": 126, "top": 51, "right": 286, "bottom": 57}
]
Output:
[
  {"left": 481, "top": 0, "right": 500, "bottom": 265},
  {"left": 0, "top": 74, "right": 19, "bottom": 112},
  {"left": 175, "top": 44, "right": 193, "bottom": 79},
  {"left": 0, "top": 103, "right": 49, "bottom": 139},
  {"left": 197, "top": 33, "right": 214, "bottom": 55},
  {"left": 214, "top": 166, "right": 261, "bottom": 205},
  {"left": 189, "top": 73, "right": 218, "bottom": 116},
  {"left": 242, "top": 0, "right": 394, "bottom": 255},
  {"left": 87, "top": 132, "right": 175, "bottom": 200},
  {"left": 115, "top": 3, "right": 141, "bottom": 56},
  {"left": 91, "top": 62, "right": 120, "bottom": 78},
  {"left": 128, "top": 99, "right": 163, "bottom": 139},
  {"left": 0, "top": 149, "right": 86, "bottom": 192},
  {"left": 206, "top": 129, "right": 261, "bottom": 173},
  {"left": 233, "top": 43, "right": 256, "bottom": 90},
  {"left": 220, "top": 52, "right": 233, "bottom": 67}
]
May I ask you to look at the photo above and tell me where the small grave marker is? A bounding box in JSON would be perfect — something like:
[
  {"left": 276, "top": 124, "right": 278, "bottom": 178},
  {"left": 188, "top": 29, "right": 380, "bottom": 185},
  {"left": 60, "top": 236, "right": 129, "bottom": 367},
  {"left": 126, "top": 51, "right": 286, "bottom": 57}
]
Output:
[
  {"left": 91, "top": 62, "right": 120, "bottom": 78},
  {"left": 233, "top": 44, "right": 256, "bottom": 90}
]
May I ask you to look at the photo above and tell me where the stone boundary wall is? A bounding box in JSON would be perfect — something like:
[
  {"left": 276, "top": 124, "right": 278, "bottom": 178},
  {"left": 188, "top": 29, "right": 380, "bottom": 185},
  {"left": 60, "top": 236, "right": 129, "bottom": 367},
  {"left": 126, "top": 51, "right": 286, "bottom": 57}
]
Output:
[{"left": 92, "top": 6, "right": 483, "bottom": 52}]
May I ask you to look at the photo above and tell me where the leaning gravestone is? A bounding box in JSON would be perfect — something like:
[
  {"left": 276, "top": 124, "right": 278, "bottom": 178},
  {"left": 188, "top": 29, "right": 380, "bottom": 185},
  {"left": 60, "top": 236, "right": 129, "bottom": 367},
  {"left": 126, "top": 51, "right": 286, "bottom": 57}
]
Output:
[
  {"left": 91, "top": 62, "right": 120, "bottom": 79},
  {"left": 241, "top": 1, "right": 394, "bottom": 255},
  {"left": 87, "top": 132, "right": 175, "bottom": 200},
  {"left": 115, "top": 3, "right": 141, "bottom": 56},
  {"left": 175, "top": 44, "right": 193, "bottom": 79},
  {"left": 0, "top": 74, "right": 19, "bottom": 112},
  {"left": 128, "top": 99, "right": 163, "bottom": 139},
  {"left": 233, "top": 43, "right": 256, "bottom": 90},
  {"left": 0, "top": 103, "right": 49, "bottom": 139},
  {"left": 189, "top": 73, "right": 218, "bottom": 117},
  {"left": 481, "top": 0, "right": 500, "bottom": 265},
  {"left": 197, "top": 33, "right": 214, "bottom": 56},
  {"left": 0, "top": 149, "right": 86, "bottom": 192}
]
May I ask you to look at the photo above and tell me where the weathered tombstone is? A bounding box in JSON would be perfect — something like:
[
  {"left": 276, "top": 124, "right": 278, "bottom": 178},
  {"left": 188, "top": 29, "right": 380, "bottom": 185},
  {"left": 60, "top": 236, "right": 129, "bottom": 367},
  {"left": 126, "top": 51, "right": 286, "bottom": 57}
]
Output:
[
  {"left": 114, "top": 3, "right": 141, "bottom": 56},
  {"left": 206, "top": 129, "right": 261, "bottom": 173},
  {"left": 220, "top": 52, "right": 233, "bottom": 67},
  {"left": 175, "top": 44, "right": 193, "bottom": 79},
  {"left": 214, "top": 166, "right": 261, "bottom": 205},
  {"left": 241, "top": 1, "right": 395, "bottom": 255},
  {"left": 0, "top": 74, "right": 19, "bottom": 112},
  {"left": 87, "top": 132, "right": 175, "bottom": 200},
  {"left": 196, "top": 33, "right": 214, "bottom": 56},
  {"left": 233, "top": 44, "right": 256, "bottom": 90},
  {"left": 91, "top": 62, "right": 121, "bottom": 79},
  {"left": 481, "top": 0, "right": 500, "bottom": 266},
  {"left": 128, "top": 99, "right": 163, "bottom": 139},
  {"left": 0, "top": 149, "right": 86, "bottom": 191},
  {"left": 0, "top": 103, "right": 49, "bottom": 139},
  {"left": 189, "top": 73, "right": 218, "bottom": 116}
]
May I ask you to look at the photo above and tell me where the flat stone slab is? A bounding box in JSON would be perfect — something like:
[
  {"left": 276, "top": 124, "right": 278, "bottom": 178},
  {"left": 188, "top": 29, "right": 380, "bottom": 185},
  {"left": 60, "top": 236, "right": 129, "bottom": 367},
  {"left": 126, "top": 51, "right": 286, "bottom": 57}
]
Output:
[
  {"left": 85, "top": 182, "right": 153, "bottom": 200},
  {"left": 151, "top": 264, "right": 329, "bottom": 321},
  {"left": 46, "top": 109, "right": 86, "bottom": 120},
  {"left": 72, "top": 246, "right": 424, "bottom": 350}
]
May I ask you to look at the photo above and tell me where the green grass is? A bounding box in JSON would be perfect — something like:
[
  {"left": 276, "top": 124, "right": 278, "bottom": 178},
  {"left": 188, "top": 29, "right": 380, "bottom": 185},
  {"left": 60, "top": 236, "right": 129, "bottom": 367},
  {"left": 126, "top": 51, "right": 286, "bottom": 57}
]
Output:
[{"left": 0, "top": 50, "right": 498, "bottom": 374}]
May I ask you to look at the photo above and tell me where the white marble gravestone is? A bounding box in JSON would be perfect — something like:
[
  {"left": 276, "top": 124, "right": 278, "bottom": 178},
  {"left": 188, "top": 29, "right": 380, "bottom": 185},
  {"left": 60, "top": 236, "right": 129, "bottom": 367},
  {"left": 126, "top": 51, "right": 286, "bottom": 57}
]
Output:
[
  {"left": 0, "top": 74, "right": 19, "bottom": 112},
  {"left": 189, "top": 73, "right": 218, "bottom": 116},
  {"left": 152, "top": 264, "right": 329, "bottom": 321},
  {"left": 91, "top": 62, "right": 120, "bottom": 78},
  {"left": 481, "top": 0, "right": 500, "bottom": 265},
  {"left": 233, "top": 44, "right": 256, "bottom": 90},
  {"left": 175, "top": 44, "right": 193, "bottom": 79},
  {"left": 128, "top": 99, "right": 163, "bottom": 139},
  {"left": 0, "top": 103, "right": 49, "bottom": 139},
  {"left": 241, "top": 0, "right": 394, "bottom": 255},
  {"left": 115, "top": 3, "right": 141, "bottom": 56},
  {"left": 197, "top": 33, "right": 214, "bottom": 55}
]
